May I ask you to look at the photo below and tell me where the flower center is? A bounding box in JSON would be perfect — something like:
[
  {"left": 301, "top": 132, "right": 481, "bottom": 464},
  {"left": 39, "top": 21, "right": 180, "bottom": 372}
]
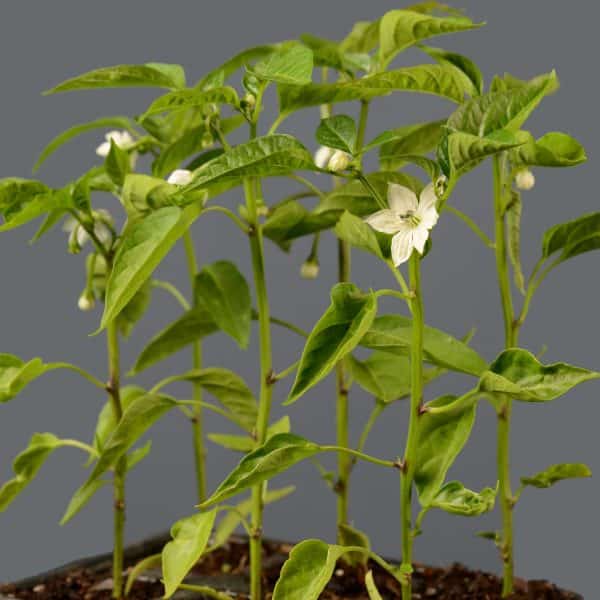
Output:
[{"left": 398, "top": 210, "right": 421, "bottom": 228}]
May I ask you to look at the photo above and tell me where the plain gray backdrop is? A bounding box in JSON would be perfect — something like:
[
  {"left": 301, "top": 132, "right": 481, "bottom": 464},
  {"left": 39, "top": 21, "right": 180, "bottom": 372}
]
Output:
[{"left": 0, "top": 1, "right": 597, "bottom": 596}]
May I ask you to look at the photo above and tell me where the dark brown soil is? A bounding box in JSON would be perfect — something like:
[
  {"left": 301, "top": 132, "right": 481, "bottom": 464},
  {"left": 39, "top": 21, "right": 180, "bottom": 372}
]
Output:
[{"left": 0, "top": 538, "right": 582, "bottom": 599}]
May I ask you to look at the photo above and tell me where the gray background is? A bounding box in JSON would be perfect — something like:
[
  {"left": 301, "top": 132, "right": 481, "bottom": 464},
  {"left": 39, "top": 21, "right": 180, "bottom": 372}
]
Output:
[{"left": 0, "top": 1, "right": 597, "bottom": 596}]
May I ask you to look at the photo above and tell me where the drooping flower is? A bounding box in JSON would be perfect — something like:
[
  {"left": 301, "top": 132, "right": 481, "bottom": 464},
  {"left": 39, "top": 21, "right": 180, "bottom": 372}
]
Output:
[
  {"left": 515, "top": 169, "right": 535, "bottom": 191},
  {"left": 300, "top": 260, "right": 320, "bottom": 280},
  {"left": 77, "top": 291, "right": 95, "bottom": 311},
  {"left": 95, "top": 130, "right": 135, "bottom": 158},
  {"left": 314, "top": 146, "right": 335, "bottom": 169},
  {"left": 63, "top": 209, "right": 113, "bottom": 253},
  {"left": 365, "top": 183, "right": 439, "bottom": 266},
  {"left": 167, "top": 169, "right": 193, "bottom": 186}
]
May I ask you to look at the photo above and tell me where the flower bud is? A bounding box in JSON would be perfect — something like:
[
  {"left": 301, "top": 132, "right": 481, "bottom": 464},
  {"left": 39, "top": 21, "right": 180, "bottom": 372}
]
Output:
[
  {"left": 435, "top": 175, "right": 448, "bottom": 197},
  {"left": 201, "top": 132, "right": 214, "bottom": 149},
  {"left": 314, "top": 146, "right": 334, "bottom": 169},
  {"left": 78, "top": 291, "right": 95, "bottom": 311},
  {"left": 327, "top": 150, "right": 352, "bottom": 173},
  {"left": 300, "top": 260, "right": 320, "bottom": 279},
  {"left": 515, "top": 169, "right": 535, "bottom": 191},
  {"left": 242, "top": 92, "right": 256, "bottom": 109},
  {"left": 95, "top": 130, "right": 135, "bottom": 158},
  {"left": 167, "top": 169, "right": 193, "bottom": 186}
]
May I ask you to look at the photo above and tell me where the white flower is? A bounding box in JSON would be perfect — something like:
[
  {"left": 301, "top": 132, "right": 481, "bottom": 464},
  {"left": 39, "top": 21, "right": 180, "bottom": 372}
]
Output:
[
  {"left": 515, "top": 169, "right": 535, "bottom": 191},
  {"left": 365, "top": 183, "right": 439, "bottom": 266},
  {"left": 327, "top": 150, "right": 352, "bottom": 172},
  {"left": 314, "top": 145, "right": 335, "bottom": 169},
  {"left": 63, "top": 209, "right": 113, "bottom": 250},
  {"left": 300, "top": 261, "right": 320, "bottom": 279},
  {"left": 167, "top": 169, "right": 193, "bottom": 186},
  {"left": 95, "top": 130, "right": 135, "bottom": 158}
]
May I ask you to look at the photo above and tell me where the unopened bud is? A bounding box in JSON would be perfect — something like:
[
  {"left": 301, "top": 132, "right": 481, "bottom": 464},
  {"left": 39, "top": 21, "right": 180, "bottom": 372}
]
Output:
[
  {"left": 167, "top": 169, "right": 193, "bottom": 186},
  {"left": 201, "top": 132, "right": 214, "bottom": 149},
  {"left": 242, "top": 92, "right": 256, "bottom": 109},
  {"left": 515, "top": 169, "right": 535, "bottom": 191},
  {"left": 78, "top": 291, "right": 95, "bottom": 311},
  {"left": 314, "top": 146, "right": 334, "bottom": 170},
  {"left": 300, "top": 261, "right": 320, "bottom": 279},
  {"left": 327, "top": 150, "right": 352, "bottom": 173},
  {"left": 435, "top": 175, "right": 448, "bottom": 197}
]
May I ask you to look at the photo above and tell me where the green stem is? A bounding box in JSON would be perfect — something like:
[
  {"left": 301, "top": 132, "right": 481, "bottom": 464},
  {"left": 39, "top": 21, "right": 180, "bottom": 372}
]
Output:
[
  {"left": 320, "top": 446, "right": 397, "bottom": 469},
  {"left": 202, "top": 205, "right": 250, "bottom": 233},
  {"left": 183, "top": 230, "right": 207, "bottom": 504},
  {"left": 244, "top": 174, "right": 273, "bottom": 599},
  {"left": 446, "top": 204, "right": 495, "bottom": 249},
  {"left": 493, "top": 155, "right": 517, "bottom": 597},
  {"left": 106, "top": 321, "right": 125, "bottom": 600},
  {"left": 151, "top": 279, "right": 190, "bottom": 310},
  {"left": 48, "top": 363, "right": 106, "bottom": 391},
  {"left": 350, "top": 401, "right": 385, "bottom": 471},
  {"left": 399, "top": 253, "right": 425, "bottom": 600}
]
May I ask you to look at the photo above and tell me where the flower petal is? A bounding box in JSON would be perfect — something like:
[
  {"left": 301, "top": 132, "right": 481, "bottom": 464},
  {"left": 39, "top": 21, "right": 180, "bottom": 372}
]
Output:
[
  {"left": 417, "top": 184, "right": 439, "bottom": 229},
  {"left": 95, "top": 141, "right": 111, "bottom": 157},
  {"left": 391, "top": 229, "right": 415, "bottom": 266},
  {"left": 314, "top": 146, "right": 334, "bottom": 169},
  {"left": 412, "top": 225, "right": 429, "bottom": 255},
  {"left": 388, "top": 183, "right": 418, "bottom": 215},
  {"left": 365, "top": 209, "right": 405, "bottom": 234}
]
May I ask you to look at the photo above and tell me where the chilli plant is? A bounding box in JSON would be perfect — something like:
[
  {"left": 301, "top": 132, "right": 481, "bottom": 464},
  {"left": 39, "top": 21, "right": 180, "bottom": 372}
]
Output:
[{"left": 0, "top": 3, "right": 597, "bottom": 600}]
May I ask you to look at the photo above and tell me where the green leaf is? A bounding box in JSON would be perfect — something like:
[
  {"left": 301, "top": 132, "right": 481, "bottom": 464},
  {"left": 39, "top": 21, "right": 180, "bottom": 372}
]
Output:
[
  {"left": 0, "top": 354, "right": 58, "bottom": 403},
  {"left": 117, "top": 280, "right": 152, "bottom": 338},
  {"left": 126, "top": 440, "right": 152, "bottom": 472},
  {"left": 209, "top": 416, "right": 291, "bottom": 452},
  {"left": 287, "top": 283, "right": 377, "bottom": 404},
  {"left": 479, "top": 348, "right": 599, "bottom": 402},
  {"left": 300, "top": 34, "right": 370, "bottom": 74},
  {"left": 506, "top": 191, "right": 525, "bottom": 294},
  {"left": 429, "top": 481, "right": 496, "bottom": 516},
  {"left": 60, "top": 479, "right": 109, "bottom": 526},
  {"left": 438, "top": 129, "right": 526, "bottom": 180},
  {"left": 370, "top": 120, "right": 445, "bottom": 167},
  {"left": 334, "top": 212, "right": 385, "bottom": 259},
  {"left": 211, "top": 486, "right": 295, "bottom": 549},
  {"left": 253, "top": 44, "right": 313, "bottom": 86},
  {"left": 419, "top": 44, "right": 483, "bottom": 96},
  {"left": 0, "top": 178, "right": 73, "bottom": 232},
  {"left": 318, "top": 172, "right": 422, "bottom": 217},
  {"left": 272, "top": 539, "right": 347, "bottom": 600},
  {"left": 378, "top": 9, "right": 482, "bottom": 68},
  {"left": 316, "top": 115, "right": 357, "bottom": 155},
  {"left": 100, "top": 204, "right": 201, "bottom": 330},
  {"left": 365, "top": 571, "right": 384, "bottom": 600},
  {"left": 105, "top": 139, "right": 131, "bottom": 186},
  {"left": 141, "top": 87, "right": 240, "bottom": 119},
  {"left": 195, "top": 45, "right": 277, "bottom": 88},
  {"left": 45, "top": 63, "right": 186, "bottom": 94},
  {"left": 510, "top": 131, "right": 586, "bottom": 168},
  {"left": 120, "top": 174, "right": 177, "bottom": 216},
  {"left": 542, "top": 212, "right": 600, "bottom": 265},
  {"left": 361, "top": 315, "right": 487, "bottom": 376},
  {"left": 279, "top": 64, "right": 473, "bottom": 113},
  {"left": 33, "top": 117, "right": 136, "bottom": 172},
  {"left": 447, "top": 71, "right": 558, "bottom": 136},
  {"left": 520, "top": 463, "right": 591, "bottom": 489},
  {"left": 162, "top": 509, "right": 217, "bottom": 598},
  {"left": 130, "top": 307, "right": 218, "bottom": 375},
  {"left": 200, "top": 434, "right": 321, "bottom": 508},
  {"left": 415, "top": 395, "right": 476, "bottom": 505},
  {"left": 0, "top": 433, "right": 69, "bottom": 511},
  {"left": 62, "top": 394, "right": 177, "bottom": 523},
  {"left": 169, "top": 368, "right": 257, "bottom": 433},
  {"left": 195, "top": 261, "right": 251, "bottom": 349},
  {"left": 184, "top": 135, "right": 315, "bottom": 193}
]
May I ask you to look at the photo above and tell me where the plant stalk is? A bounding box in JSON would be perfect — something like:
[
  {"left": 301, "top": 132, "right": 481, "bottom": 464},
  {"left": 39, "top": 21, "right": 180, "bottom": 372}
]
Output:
[
  {"left": 399, "top": 253, "right": 424, "bottom": 600},
  {"left": 493, "top": 155, "right": 518, "bottom": 596},
  {"left": 244, "top": 170, "right": 273, "bottom": 598},
  {"left": 183, "top": 230, "right": 207, "bottom": 503},
  {"left": 107, "top": 321, "right": 126, "bottom": 599}
]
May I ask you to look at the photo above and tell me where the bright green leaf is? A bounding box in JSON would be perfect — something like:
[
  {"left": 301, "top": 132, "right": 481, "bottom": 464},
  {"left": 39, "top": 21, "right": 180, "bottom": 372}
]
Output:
[
  {"left": 141, "top": 87, "right": 239, "bottom": 119},
  {"left": 45, "top": 63, "right": 186, "bottom": 94},
  {"left": 510, "top": 131, "right": 586, "bottom": 168},
  {"left": 542, "top": 212, "right": 600, "bottom": 265},
  {"left": 334, "top": 212, "right": 385, "bottom": 259},
  {"left": 300, "top": 34, "right": 370, "bottom": 74},
  {"left": 338, "top": 523, "right": 370, "bottom": 566},
  {"left": 253, "top": 44, "right": 313, "bottom": 86},
  {"left": 429, "top": 481, "right": 496, "bottom": 516},
  {"left": 520, "top": 463, "right": 591, "bottom": 489},
  {"left": 287, "top": 283, "right": 377, "bottom": 404},
  {"left": 316, "top": 115, "right": 357, "bottom": 155},
  {"left": 506, "top": 191, "right": 525, "bottom": 294},
  {"left": 162, "top": 509, "right": 217, "bottom": 598},
  {"left": 479, "top": 348, "right": 599, "bottom": 402},
  {"left": 0, "top": 354, "right": 62, "bottom": 403}
]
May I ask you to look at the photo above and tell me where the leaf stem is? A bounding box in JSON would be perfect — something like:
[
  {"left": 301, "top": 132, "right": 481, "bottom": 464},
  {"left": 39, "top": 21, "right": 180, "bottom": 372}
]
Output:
[
  {"left": 288, "top": 174, "right": 325, "bottom": 200},
  {"left": 266, "top": 314, "right": 308, "bottom": 338},
  {"left": 320, "top": 445, "right": 396, "bottom": 469},
  {"left": 445, "top": 204, "right": 495, "bottom": 249},
  {"left": 62, "top": 439, "right": 100, "bottom": 458},
  {"left": 48, "top": 362, "right": 106, "bottom": 391},
  {"left": 183, "top": 230, "right": 207, "bottom": 504},
  {"left": 175, "top": 583, "right": 234, "bottom": 600},
  {"left": 202, "top": 205, "right": 250, "bottom": 233},
  {"left": 399, "top": 252, "right": 425, "bottom": 600},
  {"left": 350, "top": 401, "right": 386, "bottom": 471},
  {"left": 151, "top": 279, "right": 191, "bottom": 310},
  {"left": 267, "top": 112, "right": 288, "bottom": 135},
  {"left": 493, "top": 155, "right": 517, "bottom": 597}
]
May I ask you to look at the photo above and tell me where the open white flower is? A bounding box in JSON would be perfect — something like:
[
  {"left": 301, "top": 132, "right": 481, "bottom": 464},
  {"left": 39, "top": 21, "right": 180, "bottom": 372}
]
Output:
[
  {"left": 167, "top": 169, "right": 193, "bottom": 186},
  {"left": 314, "top": 145, "right": 335, "bottom": 169},
  {"left": 95, "top": 130, "right": 135, "bottom": 158},
  {"left": 365, "top": 183, "right": 439, "bottom": 266}
]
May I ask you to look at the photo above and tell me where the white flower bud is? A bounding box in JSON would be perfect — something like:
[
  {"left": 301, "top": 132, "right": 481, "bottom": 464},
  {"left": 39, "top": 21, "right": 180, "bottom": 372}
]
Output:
[
  {"left": 242, "top": 92, "right": 256, "bottom": 109},
  {"left": 78, "top": 292, "right": 95, "bottom": 311},
  {"left": 167, "top": 169, "right": 193, "bottom": 186},
  {"left": 327, "top": 150, "right": 352, "bottom": 173},
  {"left": 314, "top": 146, "right": 335, "bottom": 169},
  {"left": 515, "top": 169, "right": 535, "bottom": 191},
  {"left": 300, "top": 261, "right": 320, "bottom": 279},
  {"left": 95, "top": 130, "right": 135, "bottom": 158}
]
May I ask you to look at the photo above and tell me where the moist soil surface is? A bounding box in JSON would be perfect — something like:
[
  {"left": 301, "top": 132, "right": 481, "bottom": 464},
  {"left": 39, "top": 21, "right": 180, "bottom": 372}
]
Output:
[{"left": 0, "top": 538, "right": 582, "bottom": 600}]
